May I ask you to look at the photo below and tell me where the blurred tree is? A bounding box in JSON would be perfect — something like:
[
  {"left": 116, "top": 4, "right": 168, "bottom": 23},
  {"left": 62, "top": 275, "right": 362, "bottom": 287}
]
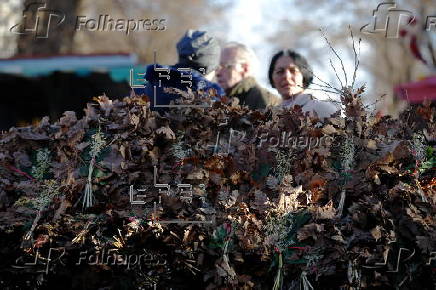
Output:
[
  {"left": 73, "top": 0, "right": 228, "bottom": 64},
  {"left": 0, "top": 0, "right": 22, "bottom": 58}
]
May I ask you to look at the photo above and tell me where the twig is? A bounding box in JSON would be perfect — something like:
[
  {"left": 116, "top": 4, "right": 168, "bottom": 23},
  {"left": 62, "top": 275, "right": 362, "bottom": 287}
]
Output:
[
  {"left": 82, "top": 157, "right": 95, "bottom": 209},
  {"left": 295, "top": 81, "right": 341, "bottom": 96},
  {"left": 329, "top": 58, "right": 344, "bottom": 88},
  {"left": 320, "top": 28, "right": 348, "bottom": 87},
  {"left": 298, "top": 63, "right": 341, "bottom": 93},
  {"left": 337, "top": 188, "right": 346, "bottom": 217},
  {"left": 301, "top": 271, "right": 314, "bottom": 290},
  {"left": 23, "top": 205, "right": 44, "bottom": 243},
  {"left": 310, "top": 82, "right": 338, "bottom": 91},
  {"left": 362, "top": 94, "right": 386, "bottom": 110},
  {"left": 5, "top": 164, "right": 36, "bottom": 181},
  {"left": 272, "top": 252, "right": 283, "bottom": 290},
  {"left": 349, "top": 25, "right": 361, "bottom": 90}
]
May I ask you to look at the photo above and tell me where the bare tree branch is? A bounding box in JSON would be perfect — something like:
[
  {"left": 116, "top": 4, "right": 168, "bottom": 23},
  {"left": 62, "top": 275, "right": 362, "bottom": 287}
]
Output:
[
  {"left": 349, "top": 25, "right": 361, "bottom": 90},
  {"left": 320, "top": 28, "right": 348, "bottom": 87}
]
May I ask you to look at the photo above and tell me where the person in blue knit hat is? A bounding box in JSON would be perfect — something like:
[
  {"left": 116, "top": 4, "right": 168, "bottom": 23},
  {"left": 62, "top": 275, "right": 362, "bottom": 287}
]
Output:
[{"left": 134, "top": 30, "right": 224, "bottom": 114}]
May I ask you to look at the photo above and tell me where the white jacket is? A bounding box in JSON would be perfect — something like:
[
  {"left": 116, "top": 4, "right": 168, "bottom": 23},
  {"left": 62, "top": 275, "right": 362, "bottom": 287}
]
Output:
[{"left": 277, "top": 94, "right": 339, "bottom": 118}]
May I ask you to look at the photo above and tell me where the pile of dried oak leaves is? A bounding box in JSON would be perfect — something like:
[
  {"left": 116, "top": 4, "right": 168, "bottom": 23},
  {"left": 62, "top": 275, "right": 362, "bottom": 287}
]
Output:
[{"left": 0, "top": 87, "right": 435, "bottom": 290}]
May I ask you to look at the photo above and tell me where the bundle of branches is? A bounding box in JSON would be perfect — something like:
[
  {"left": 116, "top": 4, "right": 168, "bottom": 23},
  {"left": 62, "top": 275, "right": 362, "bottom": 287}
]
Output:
[{"left": 0, "top": 87, "right": 434, "bottom": 290}]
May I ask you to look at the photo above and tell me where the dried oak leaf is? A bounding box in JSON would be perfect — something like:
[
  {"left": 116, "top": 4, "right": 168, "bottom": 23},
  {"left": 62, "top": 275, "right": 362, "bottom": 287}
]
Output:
[
  {"left": 321, "top": 124, "right": 338, "bottom": 135},
  {"left": 186, "top": 168, "right": 209, "bottom": 180},
  {"left": 416, "top": 103, "right": 433, "bottom": 121},
  {"left": 58, "top": 111, "right": 77, "bottom": 127},
  {"left": 312, "top": 200, "right": 336, "bottom": 220},
  {"left": 297, "top": 223, "right": 324, "bottom": 241},
  {"left": 34, "top": 234, "right": 50, "bottom": 248},
  {"left": 156, "top": 126, "right": 176, "bottom": 140},
  {"left": 250, "top": 190, "right": 270, "bottom": 213},
  {"left": 53, "top": 196, "right": 72, "bottom": 221},
  {"left": 416, "top": 235, "right": 434, "bottom": 253},
  {"left": 392, "top": 141, "right": 412, "bottom": 160},
  {"left": 84, "top": 103, "right": 99, "bottom": 122},
  {"left": 370, "top": 225, "right": 383, "bottom": 241},
  {"left": 94, "top": 94, "right": 113, "bottom": 117},
  {"left": 265, "top": 175, "right": 279, "bottom": 190},
  {"left": 17, "top": 130, "right": 49, "bottom": 141},
  {"left": 218, "top": 189, "right": 239, "bottom": 208},
  {"left": 277, "top": 185, "right": 303, "bottom": 211},
  {"left": 215, "top": 256, "right": 237, "bottom": 279},
  {"left": 101, "top": 145, "right": 124, "bottom": 174},
  {"left": 129, "top": 113, "right": 140, "bottom": 129},
  {"left": 309, "top": 175, "right": 326, "bottom": 191},
  {"left": 13, "top": 151, "right": 32, "bottom": 168}
]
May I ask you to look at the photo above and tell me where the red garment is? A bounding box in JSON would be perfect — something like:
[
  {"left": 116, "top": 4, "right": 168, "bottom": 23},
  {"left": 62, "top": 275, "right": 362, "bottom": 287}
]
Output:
[{"left": 394, "top": 76, "right": 436, "bottom": 103}]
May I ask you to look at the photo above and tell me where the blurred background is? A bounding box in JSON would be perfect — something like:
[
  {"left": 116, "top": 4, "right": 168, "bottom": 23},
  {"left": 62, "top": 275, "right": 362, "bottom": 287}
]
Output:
[{"left": 0, "top": 0, "right": 435, "bottom": 129}]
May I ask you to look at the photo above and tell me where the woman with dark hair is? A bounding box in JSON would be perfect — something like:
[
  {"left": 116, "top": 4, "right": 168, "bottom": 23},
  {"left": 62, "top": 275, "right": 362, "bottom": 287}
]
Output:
[{"left": 268, "top": 49, "right": 338, "bottom": 118}]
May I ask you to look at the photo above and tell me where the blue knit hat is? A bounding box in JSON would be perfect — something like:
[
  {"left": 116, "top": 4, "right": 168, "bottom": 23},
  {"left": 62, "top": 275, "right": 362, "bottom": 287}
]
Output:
[{"left": 176, "top": 30, "right": 220, "bottom": 74}]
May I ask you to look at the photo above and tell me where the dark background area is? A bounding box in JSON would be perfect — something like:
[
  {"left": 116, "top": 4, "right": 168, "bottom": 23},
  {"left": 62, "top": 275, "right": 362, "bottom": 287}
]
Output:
[{"left": 0, "top": 72, "right": 131, "bottom": 130}]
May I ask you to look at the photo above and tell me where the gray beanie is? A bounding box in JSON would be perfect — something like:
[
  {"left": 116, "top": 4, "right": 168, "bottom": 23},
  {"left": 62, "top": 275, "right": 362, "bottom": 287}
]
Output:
[{"left": 176, "top": 30, "right": 220, "bottom": 75}]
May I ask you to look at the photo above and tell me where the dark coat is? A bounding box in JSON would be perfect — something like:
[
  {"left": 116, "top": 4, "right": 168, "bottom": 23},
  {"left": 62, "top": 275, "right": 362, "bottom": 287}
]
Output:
[{"left": 228, "top": 77, "right": 280, "bottom": 110}]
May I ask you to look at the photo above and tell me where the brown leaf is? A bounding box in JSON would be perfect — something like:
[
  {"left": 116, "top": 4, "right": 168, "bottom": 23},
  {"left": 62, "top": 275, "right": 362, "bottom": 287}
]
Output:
[
  {"left": 156, "top": 126, "right": 176, "bottom": 140},
  {"left": 297, "top": 223, "right": 324, "bottom": 241},
  {"left": 370, "top": 226, "right": 382, "bottom": 241}
]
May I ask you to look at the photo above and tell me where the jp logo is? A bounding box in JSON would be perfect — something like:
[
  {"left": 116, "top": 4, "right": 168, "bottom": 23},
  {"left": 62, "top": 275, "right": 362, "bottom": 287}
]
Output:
[
  {"left": 360, "top": 2, "right": 415, "bottom": 38},
  {"left": 10, "top": 2, "right": 65, "bottom": 39}
]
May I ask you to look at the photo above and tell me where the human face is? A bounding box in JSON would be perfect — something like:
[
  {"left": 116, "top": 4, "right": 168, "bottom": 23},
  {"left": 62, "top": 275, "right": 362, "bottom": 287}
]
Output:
[
  {"left": 272, "top": 55, "right": 304, "bottom": 99},
  {"left": 216, "top": 48, "right": 245, "bottom": 91}
]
